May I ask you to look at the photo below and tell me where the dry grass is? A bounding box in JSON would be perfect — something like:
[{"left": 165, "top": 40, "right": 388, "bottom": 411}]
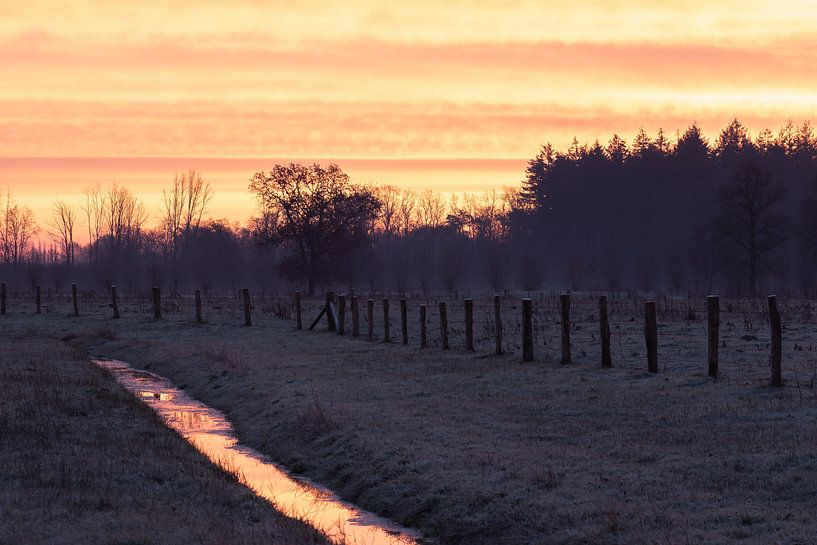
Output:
[
  {"left": 0, "top": 327, "right": 331, "bottom": 545},
  {"left": 4, "top": 292, "right": 817, "bottom": 544}
]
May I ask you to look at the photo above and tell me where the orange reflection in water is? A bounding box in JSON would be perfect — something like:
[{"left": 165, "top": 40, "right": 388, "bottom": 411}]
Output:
[{"left": 95, "top": 359, "right": 425, "bottom": 545}]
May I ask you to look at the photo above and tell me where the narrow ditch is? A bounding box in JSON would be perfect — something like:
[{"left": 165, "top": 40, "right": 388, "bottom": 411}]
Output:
[{"left": 94, "top": 358, "right": 428, "bottom": 545}]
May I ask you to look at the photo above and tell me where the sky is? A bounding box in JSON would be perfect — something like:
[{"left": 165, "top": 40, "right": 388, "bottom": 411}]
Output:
[{"left": 2, "top": 0, "right": 817, "bottom": 228}]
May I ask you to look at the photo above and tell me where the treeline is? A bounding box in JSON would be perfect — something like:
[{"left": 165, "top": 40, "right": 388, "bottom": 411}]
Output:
[
  {"left": 519, "top": 120, "right": 817, "bottom": 296},
  {"left": 3, "top": 119, "right": 817, "bottom": 296}
]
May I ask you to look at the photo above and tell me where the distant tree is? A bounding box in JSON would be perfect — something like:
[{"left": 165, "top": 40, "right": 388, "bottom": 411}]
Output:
[
  {"left": 189, "top": 219, "right": 243, "bottom": 294},
  {"left": 631, "top": 128, "right": 654, "bottom": 159},
  {"left": 675, "top": 123, "right": 711, "bottom": 161},
  {"left": 417, "top": 189, "right": 446, "bottom": 229},
  {"left": 756, "top": 128, "right": 775, "bottom": 155},
  {"left": 716, "top": 118, "right": 753, "bottom": 160},
  {"left": 716, "top": 159, "right": 787, "bottom": 295},
  {"left": 521, "top": 143, "right": 555, "bottom": 208},
  {"left": 101, "top": 184, "right": 147, "bottom": 286},
  {"left": 605, "top": 134, "right": 628, "bottom": 164},
  {"left": 160, "top": 170, "right": 213, "bottom": 292},
  {"left": 82, "top": 185, "right": 105, "bottom": 265},
  {"left": 793, "top": 121, "right": 817, "bottom": 161},
  {"left": 1, "top": 193, "right": 38, "bottom": 265},
  {"left": 25, "top": 246, "right": 46, "bottom": 290},
  {"left": 375, "top": 185, "right": 401, "bottom": 243},
  {"left": 248, "top": 163, "right": 380, "bottom": 295},
  {"left": 654, "top": 128, "right": 672, "bottom": 154},
  {"left": 46, "top": 199, "right": 77, "bottom": 267},
  {"left": 161, "top": 171, "right": 213, "bottom": 251}
]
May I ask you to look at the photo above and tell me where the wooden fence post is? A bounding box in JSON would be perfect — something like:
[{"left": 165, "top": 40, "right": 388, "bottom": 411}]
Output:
[
  {"left": 152, "top": 286, "right": 162, "bottom": 319},
  {"left": 707, "top": 295, "right": 719, "bottom": 380},
  {"left": 439, "top": 301, "right": 449, "bottom": 350},
  {"left": 383, "top": 298, "right": 390, "bottom": 342},
  {"left": 419, "top": 304, "right": 428, "bottom": 348},
  {"left": 351, "top": 296, "right": 360, "bottom": 337},
  {"left": 195, "top": 289, "right": 203, "bottom": 323},
  {"left": 644, "top": 301, "right": 658, "bottom": 373},
  {"left": 522, "top": 298, "right": 533, "bottom": 362},
  {"left": 494, "top": 295, "right": 502, "bottom": 355},
  {"left": 326, "top": 291, "right": 336, "bottom": 332},
  {"left": 400, "top": 298, "right": 408, "bottom": 345},
  {"left": 72, "top": 283, "right": 79, "bottom": 317},
  {"left": 768, "top": 295, "right": 782, "bottom": 386},
  {"left": 111, "top": 285, "right": 120, "bottom": 319},
  {"left": 35, "top": 286, "right": 41, "bottom": 314},
  {"left": 367, "top": 299, "right": 374, "bottom": 341},
  {"left": 337, "top": 294, "right": 346, "bottom": 335},
  {"left": 294, "top": 291, "right": 302, "bottom": 330},
  {"left": 599, "top": 295, "right": 612, "bottom": 368},
  {"left": 0, "top": 282, "right": 5, "bottom": 315},
  {"left": 464, "top": 299, "right": 474, "bottom": 351},
  {"left": 560, "top": 293, "right": 571, "bottom": 364}
]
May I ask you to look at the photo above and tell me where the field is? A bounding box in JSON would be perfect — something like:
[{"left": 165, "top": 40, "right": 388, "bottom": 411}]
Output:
[
  {"left": 0, "top": 317, "right": 333, "bottom": 545},
  {"left": 3, "top": 289, "right": 817, "bottom": 544}
]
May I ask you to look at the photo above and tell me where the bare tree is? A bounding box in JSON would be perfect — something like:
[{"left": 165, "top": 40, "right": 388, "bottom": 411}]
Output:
[
  {"left": 47, "top": 199, "right": 77, "bottom": 267},
  {"left": 83, "top": 185, "right": 105, "bottom": 264},
  {"left": 375, "top": 185, "right": 400, "bottom": 243},
  {"left": 1, "top": 193, "right": 38, "bottom": 265},
  {"left": 161, "top": 170, "right": 213, "bottom": 252},
  {"left": 417, "top": 189, "right": 446, "bottom": 229},
  {"left": 160, "top": 170, "right": 213, "bottom": 291},
  {"left": 717, "top": 159, "right": 787, "bottom": 295},
  {"left": 103, "top": 184, "right": 147, "bottom": 274},
  {"left": 397, "top": 189, "right": 416, "bottom": 236}
]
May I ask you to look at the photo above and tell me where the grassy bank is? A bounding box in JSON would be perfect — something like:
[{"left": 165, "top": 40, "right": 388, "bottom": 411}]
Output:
[
  {"left": 5, "top": 293, "right": 817, "bottom": 544},
  {"left": 0, "top": 326, "right": 331, "bottom": 545}
]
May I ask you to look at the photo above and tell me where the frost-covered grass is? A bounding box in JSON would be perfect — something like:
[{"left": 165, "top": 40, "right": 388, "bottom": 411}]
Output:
[
  {"left": 5, "top": 291, "right": 817, "bottom": 544},
  {"left": 0, "top": 325, "right": 331, "bottom": 545}
]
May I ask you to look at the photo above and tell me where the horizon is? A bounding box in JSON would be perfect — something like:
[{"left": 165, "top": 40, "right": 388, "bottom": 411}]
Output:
[{"left": 1, "top": 117, "right": 814, "bottom": 240}]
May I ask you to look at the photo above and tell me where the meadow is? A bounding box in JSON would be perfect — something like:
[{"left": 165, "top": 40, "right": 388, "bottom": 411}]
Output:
[
  {"left": 0, "top": 313, "right": 332, "bottom": 545},
  {"left": 3, "top": 289, "right": 817, "bottom": 544}
]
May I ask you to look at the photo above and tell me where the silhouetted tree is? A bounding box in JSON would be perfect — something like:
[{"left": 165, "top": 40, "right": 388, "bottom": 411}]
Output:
[
  {"left": 249, "top": 163, "right": 380, "bottom": 295},
  {"left": 47, "top": 200, "right": 77, "bottom": 267},
  {"left": 160, "top": 170, "right": 213, "bottom": 293},
  {"left": 2, "top": 193, "right": 38, "bottom": 266},
  {"left": 716, "top": 158, "right": 787, "bottom": 295}
]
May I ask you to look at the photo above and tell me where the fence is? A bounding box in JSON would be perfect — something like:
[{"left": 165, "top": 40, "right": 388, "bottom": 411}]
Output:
[{"left": 0, "top": 282, "right": 790, "bottom": 387}]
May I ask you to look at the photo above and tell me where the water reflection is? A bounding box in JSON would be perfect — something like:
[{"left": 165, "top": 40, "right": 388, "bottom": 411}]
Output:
[{"left": 95, "top": 359, "right": 425, "bottom": 545}]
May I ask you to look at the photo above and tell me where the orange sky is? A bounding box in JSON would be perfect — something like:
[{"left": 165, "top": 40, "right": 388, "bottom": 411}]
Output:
[{"left": 2, "top": 1, "right": 817, "bottom": 227}]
